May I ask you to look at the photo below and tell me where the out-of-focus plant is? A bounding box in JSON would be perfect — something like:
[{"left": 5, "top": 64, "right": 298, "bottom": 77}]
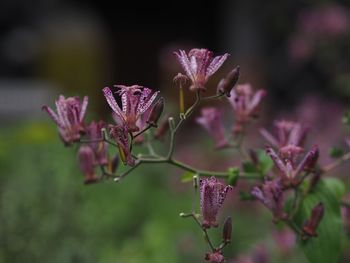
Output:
[{"left": 43, "top": 47, "right": 350, "bottom": 263}]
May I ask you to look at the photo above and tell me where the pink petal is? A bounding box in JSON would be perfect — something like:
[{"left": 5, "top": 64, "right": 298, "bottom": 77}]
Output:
[
  {"left": 103, "top": 87, "right": 124, "bottom": 120},
  {"left": 174, "top": 50, "right": 195, "bottom": 81},
  {"left": 206, "top": 53, "right": 229, "bottom": 77},
  {"left": 79, "top": 96, "right": 89, "bottom": 122}
]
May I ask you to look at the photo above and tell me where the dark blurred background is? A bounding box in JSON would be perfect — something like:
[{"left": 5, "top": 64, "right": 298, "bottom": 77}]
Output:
[{"left": 1, "top": 0, "right": 350, "bottom": 262}]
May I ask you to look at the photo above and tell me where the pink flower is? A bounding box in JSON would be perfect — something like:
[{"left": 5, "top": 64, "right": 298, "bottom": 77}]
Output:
[
  {"left": 77, "top": 145, "right": 99, "bottom": 184},
  {"left": 174, "top": 48, "right": 229, "bottom": 91},
  {"left": 228, "top": 84, "right": 266, "bottom": 135},
  {"left": 85, "top": 121, "right": 108, "bottom": 166},
  {"left": 266, "top": 145, "right": 319, "bottom": 187},
  {"left": 42, "top": 95, "right": 88, "bottom": 145},
  {"left": 251, "top": 179, "right": 287, "bottom": 222},
  {"left": 103, "top": 85, "right": 159, "bottom": 132},
  {"left": 109, "top": 124, "right": 135, "bottom": 166},
  {"left": 200, "top": 177, "right": 233, "bottom": 228},
  {"left": 205, "top": 251, "right": 225, "bottom": 263},
  {"left": 260, "top": 120, "right": 308, "bottom": 149},
  {"left": 196, "top": 107, "right": 228, "bottom": 149}
]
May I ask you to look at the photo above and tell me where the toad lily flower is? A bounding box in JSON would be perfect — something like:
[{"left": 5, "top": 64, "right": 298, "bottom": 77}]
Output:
[
  {"left": 200, "top": 177, "right": 233, "bottom": 229},
  {"left": 228, "top": 84, "right": 266, "bottom": 135},
  {"left": 103, "top": 85, "right": 159, "bottom": 132},
  {"left": 251, "top": 179, "right": 288, "bottom": 222},
  {"left": 196, "top": 107, "right": 228, "bottom": 149},
  {"left": 266, "top": 145, "right": 319, "bottom": 187},
  {"left": 174, "top": 48, "right": 229, "bottom": 91},
  {"left": 42, "top": 95, "right": 88, "bottom": 145},
  {"left": 260, "top": 120, "right": 308, "bottom": 149}
]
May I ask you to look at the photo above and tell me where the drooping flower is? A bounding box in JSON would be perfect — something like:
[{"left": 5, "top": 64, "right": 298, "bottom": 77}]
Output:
[
  {"left": 266, "top": 145, "right": 319, "bottom": 187},
  {"left": 200, "top": 177, "right": 233, "bottom": 228},
  {"left": 174, "top": 48, "right": 229, "bottom": 91},
  {"left": 251, "top": 179, "right": 287, "bottom": 222},
  {"left": 77, "top": 145, "right": 99, "bottom": 184},
  {"left": 85, "top": 121, "right": 108, "bottom": 166},
  {"left": 260, "top": 120, "right": 308, "bottom": 149},
  {"left": 42, "top": 95, "right": 88, "bottom": 145},
  {"left": 228, "top": 84, "right": 266, "bottom": 135},
  {"left": 196, "top": 107, "right": 228, "bottom": 149},
  {"left": 109, "top": 124, "right": 135, "bottom": 166},
  {"left": 103, "top": 85, "right": 159, "bottom": 132},
  {"left": 302, "top": 202, "right": 324, "bottom": 238}
]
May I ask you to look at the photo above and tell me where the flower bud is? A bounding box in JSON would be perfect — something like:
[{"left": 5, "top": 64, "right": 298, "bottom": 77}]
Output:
[
  {"left": 222, "top": 216, "right": 232, "bottom": 243},
  {"left": 217, "top": 66, "right": 240, "bottom": 97},
  {"left": 154, "top": 115, "right": 170, "bottom": 140},
  {"left": 147, "top": 97, "right": 165, "bottom": 127},
  {"left": 110, "top": 154, "right": 119, "bottom": 173},
  {"left": 302, "top": 202, "right": 324, "bottom": 238},
  {"left": 78, "top": 145, "right": 98, "bottom": 184}
]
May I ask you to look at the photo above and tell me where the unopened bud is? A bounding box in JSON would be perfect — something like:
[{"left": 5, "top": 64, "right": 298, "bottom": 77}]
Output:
[
  {"left": 217, "top": 66, "right": 240, "bottom": 97},
  {"left": 302, "top": 202, "right": 324, "bottom": 238},
  {"left": 147, "top": 98, "right": 165, "bottom": 127},
  {"left": 304, "top": 145, "right": 319, "bottom": 172},
  {"left": 78, "top": 145, "right": 98, "bottom": 184},
  {"left": 110, "top": 154, "right": 119, "bottom": 173},
  {"left": 193, "top": 174, "right": 199, "bottom": 189},
  {"left": 168, "top": 117, "right": 176, "bottom": 130},
  {"left": 154, "top": 115, "right": 170, "bottom": 140},
  {"left": 222, "top": 216, "right": 232, "bottom": 243},
  {"left": 249, "top": 149, "right": 259, "bottom": 166}
]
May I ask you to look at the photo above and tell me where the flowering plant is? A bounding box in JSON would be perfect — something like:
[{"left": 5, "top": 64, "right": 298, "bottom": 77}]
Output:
[{"left": 43, "top": 48, "right": 350, "bottom": 263}]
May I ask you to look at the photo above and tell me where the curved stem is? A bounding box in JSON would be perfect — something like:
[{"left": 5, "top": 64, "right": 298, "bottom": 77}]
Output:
[{"left": 322, "top": 151, "right": 350, "bottom": 174}]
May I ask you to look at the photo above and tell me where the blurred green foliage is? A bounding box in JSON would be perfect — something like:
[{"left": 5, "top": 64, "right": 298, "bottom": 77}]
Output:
[{"left": 0, "top": 122, "right": 309, "bottom": 263}]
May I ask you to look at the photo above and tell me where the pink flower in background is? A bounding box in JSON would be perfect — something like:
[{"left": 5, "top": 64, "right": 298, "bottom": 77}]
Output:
[
  {"left": 42, "top": 95, "right": 88, "bottom": 145},
  {"left": 103, "top": 85, "right": 159, "bottom": 132},
  {"left": 205, "top": 250, "right": 225, "bottom": 263},
  {"left": 228, "top": 84, "right": 266, "bottom": 135},
  {"left": 273, "top": 228, "right": 295, "bottom": 256},
  {"left": 174, "top": 48, "right": 229, "bottom": 91},
  {"left": 200, "top": 177, "right": 233, "bottom": 228},
  {"left": 85, "top": 121, "right": 108, "bottom": 166},
  {"left": 289, "top": 4, "right": 350, "bottom": 63},
  {"left": 109, "top": 124, "right": 135, "bottom": 166},
  {"left": 251, "top": 179, "right": 287, "bottom": 221},
  {"left": 196, "top": 107, "right": 228, "bottom": 149},
  {"left": 78, "top": 145, "right": 99, "bottom": 184},
  {"left": 265, "top": 145, "right": 319, "bottom": 187},
  {"left": 260, "top": 120, "right": 308, "bottom": 149}
]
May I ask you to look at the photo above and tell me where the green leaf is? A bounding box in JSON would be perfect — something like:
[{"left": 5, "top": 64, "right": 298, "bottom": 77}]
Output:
[
  {"left": 242, "top": 161, "right": 257, "bottom": 174},
  {"left": 329, "top": 147, "right": 344, "bottom": 158},
  {"left": 322, "top": 177, "right": 346, "bottom": 200},
  {"left": 227, "top": 167, "right": 239, "bottom": 186},
  {"left": 293, "top": 180, "right": 343, "bottom": 263},
  {"left": 342, "top": 111, "right": 350, "bottom": 125},
  {"left": 239, "top": 191, "right": 255, "bottom": 201},
  {"left": 181, "top": 171, "right": 195, "bottom": 183},
  {"left": 257, "top": 149, "right": 273, "bottom": 174}
]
